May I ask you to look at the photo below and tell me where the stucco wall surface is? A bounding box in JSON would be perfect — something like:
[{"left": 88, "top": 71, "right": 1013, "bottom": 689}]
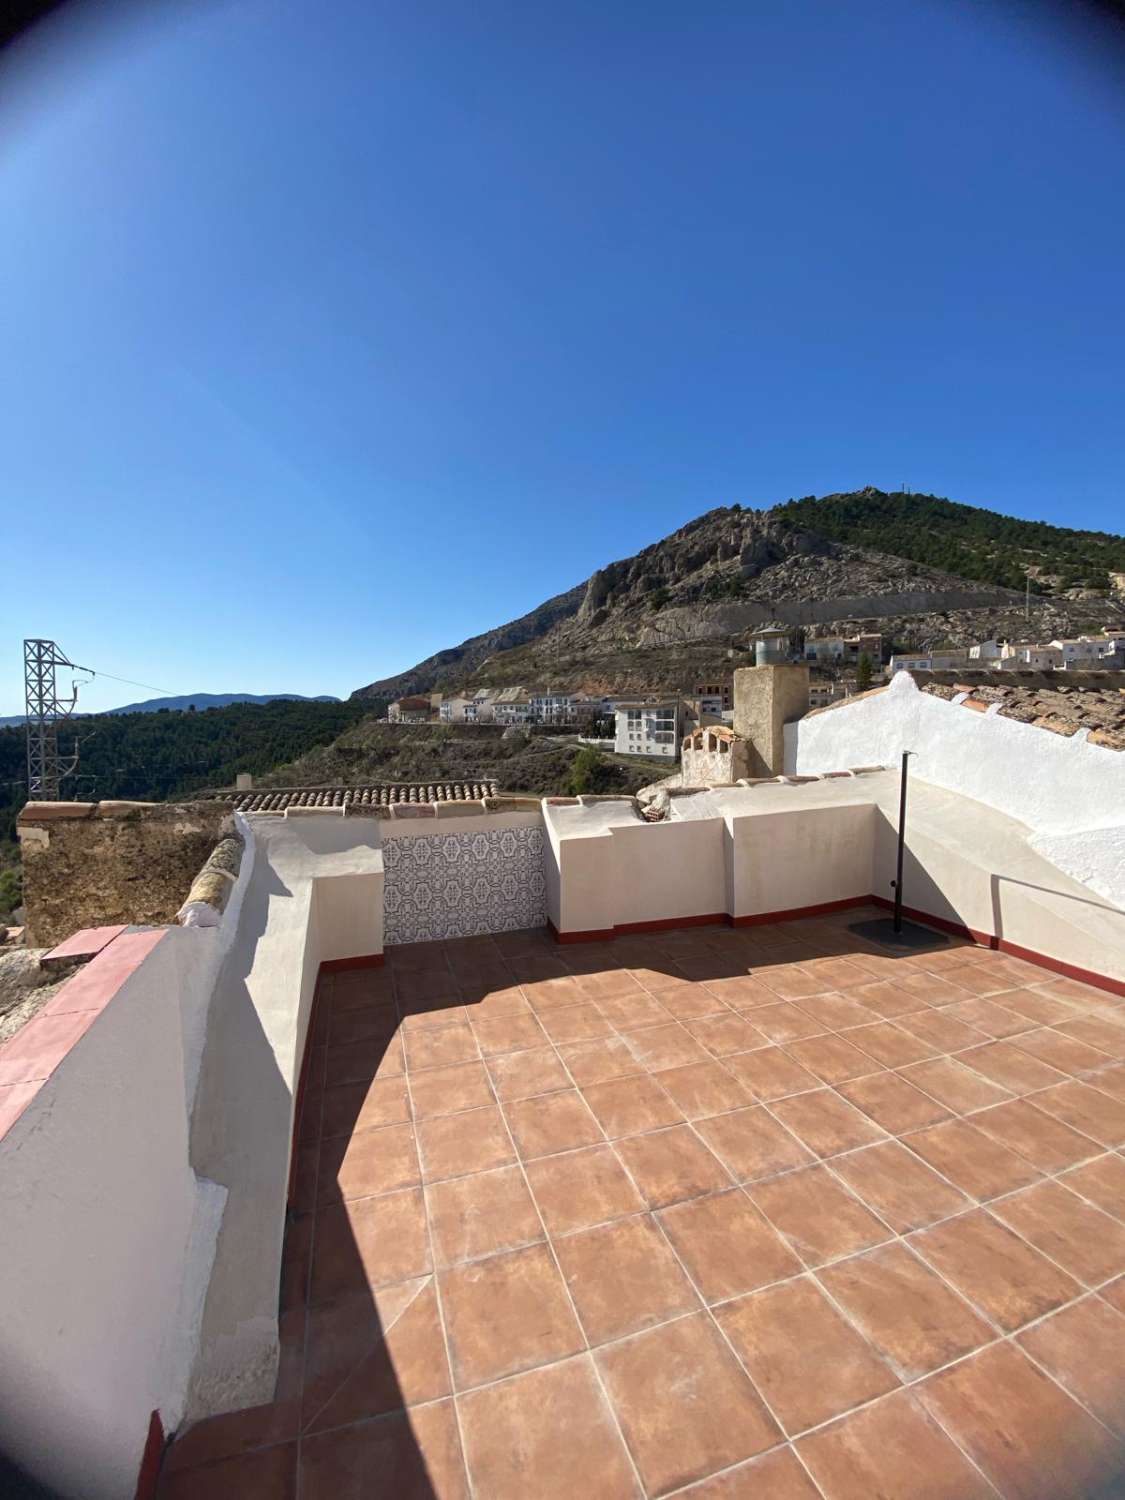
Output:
[
  {"left": 0, "top": 928, "right": 226, "bottom": 1500},
  {"left": 790, "top": 672, "right": 1125, "bottom": 909},
  {"left": 185, "top": 813, "right": 384, "bottom": 1422}
]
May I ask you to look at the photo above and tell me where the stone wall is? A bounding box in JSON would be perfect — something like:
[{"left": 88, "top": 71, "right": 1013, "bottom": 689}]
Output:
[{"left": 17, "top": 801, "right": 234, "bottom": 948}]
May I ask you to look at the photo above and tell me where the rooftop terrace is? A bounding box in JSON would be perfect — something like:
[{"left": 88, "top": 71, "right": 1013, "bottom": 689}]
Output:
[{"left": 158, "top": 913, "right": 1125, "bottom": 1499}]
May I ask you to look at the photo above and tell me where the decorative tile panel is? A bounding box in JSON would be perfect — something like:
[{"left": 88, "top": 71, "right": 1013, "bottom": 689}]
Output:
[{"left": 383, "top": 826, "right": 547, "bottom": 944}]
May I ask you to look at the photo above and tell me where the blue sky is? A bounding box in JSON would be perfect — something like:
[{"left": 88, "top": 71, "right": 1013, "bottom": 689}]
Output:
[{"left": 1, "top": 0, "right": 1123, "bottom": 714}]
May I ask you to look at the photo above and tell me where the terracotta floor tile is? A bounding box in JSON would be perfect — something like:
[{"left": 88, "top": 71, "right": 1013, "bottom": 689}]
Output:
[
  {"left": 898, "top": 969, "right": 978, "bottom": 1007},
  {"left": 1060, "top": 1152, "right": 1125, "bottom": 1220},
  {"left": 1011, "top": 1025, "right": 1115, "bottom": 1078},
  {"left": 162, "top": 1401, "right": 298, "bottom": 1476},
  {"left": 704, "top": 975, "right": 780, "bottom": 1010},
  {"left": 329, "top": 1008, "right": 399, "bottom": 1048},
  {"left": 657, "top": 980, "right": 730, "bottom": 1019},
  {"left": 971, "top": 1097, "right": 1100, "bottom": 1172},
  {"left": 408, "top": 1061, "right": 493, "bottom": 1119},
  {"left": 485, "top": 1046, "right": 570, "bottom": 1101},
  {"left": 159, "top": 1441, "right": 298, "bottom": 1500},
  {"left": 805, "top": 956, "right": 873, "bottom": 992},
  {"left": 425, "top": 1164, "right": 543, "bottom": 1267},
  {"left": 1003, "top": 989, "right": 1085, "bottom": 1027},
  {"left": 749, "top": 1165, "right": 892, "bottom": 1267},
  {"left": 942, "top": 964, "right": 1023, "bottom": 999},
  {"left": 467, "top": 1010, "right": 547, "bottom": 1057},
  {"left": 457, "top": 1355, "right": 636, "bottom": 1500},
  {"left": 717, "top": 1276, "right": 898, "bottom": 1435},
  {"left": 325, "top": 1035, "right": 404, "bottom": 1086},
  {"left": 597, "top": 990, "right": 675, "bottom": 1030},
  {"left": 659, "top": 1187, "right": 801, "bottom": 1300},
  {"left": 723, "top": 1046, "right": 822, "bottom": 1102},
  {"left": 535, "top": 1002, "right": 613, "bottom": 1043},
  {"left": 302, "top": 1279, "right": 449, "bottom": 1431},
  {"left": 682, "top": 1445, "right": 823, "bottom": 1499},
  {"left": 300, "top": 1400, "right": 468, "bottom": 1500},
  {"left": 572, "top": 968, "right": 645, "bottom": 1002},
  {"left": 317, "top": 1122, "right": 420, "bottom": 1204},
  {"left": 757, "top": 964, "right": 831, "bottom": 1001},
  {"left": 847, "top": 1021, "right": 938, "bottom": 1069},
  {"left": 770, "top": 1088, "right": 887, "bottom": 1157},
  {"left": 652, "top": 1060, "right": 749, "bottom": 1119},
  {"left": 1056, "top": 1016, "right": 1125, "bottom": 1060},
  {"left": 894, "top": 1007, "right": 988, "bottom": 1055},
  {"left": 459, "top": 982, "right": 529, "bottom": 1017},
  {"left": 909, "top": 1208, "right": 1079, "bottom": 1330},
  {"left": 1018, "top": 1296, "right": 1125, "bottom": 1436},
  {"left": 905, "top": 1117, "right": 1043, "bottom": 1201},
  {"left": 818, "top": 1241, "right": 993, "bottom": 1380},
  {"left": 796, "top": 1389, "right": 994, "bottom": 1500},
  {"left": 439, "top": 1242, "right": 583, "bottom": 1389},
  {"left": 687, "top": 1012, "right": 769, "bottom": 1056},
  {"left": 554, "top": 1212, "right": 699, "bottom": 1343},
  {"left": 1031, "top": 974, "right": 1113, "bottom": 1004},
  {"left": 525, "top": 1143, "right": 644, "bottom": 1236},
  {"left": 899, "top": 1055, "right": 1013, "bottom": 1115},
  {"left": 504, "top": 1088, "right": 604, "bottom": 1160},
  {"left": 596, "top": 1312, "right": 781, "bottom": 1494},
  {"left": 1095, "top": 1063, "right": 1125, "bottom": 1102},
  {"left": 581, "top": 1073, "right": 683, "bottom": 1137},
  {"left": 695, "top": 1105, "right": 815, "bottom": 1183},
  {"left": 747, "top": 1002, "right": 823, "bottom": 1043},
  {"left": 405, "top": 1026, "right": 480, "bottom": 1074},
  {"left": 615, "top": 1124, "right": 732, "bottom": 1208},
  {"left": 617, "top": 1022, "right": 710, "bottom": 1073},
  {"left": 310, "top": 1188, "right": 431, "bottom": 1303},
  {"left": 784, "top": 1033, "right": 883, "bottom": 1085},
  {"left": 798, "top": 992, "right": 878, "bottom": 1031},
  {"left": 956, "top": 1039, "right": 1068, "bottom": 1094},
  {"left": 944, "top": 995, "right": 1033, "bottom": 1039},
  {"left": 398, "top": 999, "right": 470, "bottom": 1032},
  {"left": 831, "top": 1139, "right": 971, "bottom": 1233},
  {"left": 837, "top": 1070, "right": 951, "bottom": 1133},
  {"left": 521, "top": 974, "right": 584, "bottom": 1011},
  {"left": 851, "top": 978, "right": 926, "bottom": 1019},
  {"left": 989, "top": 1178, "right": 1125, "bottom": 1286},
  {"left": 918, "top": 1341, "right": 1122, "bottom": 1500},
  {"left": 1103, "top": 1276, "right": 1125, "bottom": 1315},
  {"left": 1031, "top": 1079, "right": 1125, "bottom": 1148},
  {"left": 416, "top": 1105, "right": 516, "bottom": 1182},
  {"left": 320, "top": 1078, "right": 411, "bottom": 1139},
  {"left": 557, "top": 1035, "right": 642, "bottom": 1086}
]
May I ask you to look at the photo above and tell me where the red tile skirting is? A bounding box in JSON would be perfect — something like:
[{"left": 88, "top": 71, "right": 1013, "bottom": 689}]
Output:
[
  {"left": 134, "top": 1409, "right": 166, "bottom": 1500},
  {"left": 321, "top": 952, "right": 385, "bottom": 972},
  {"left": 869, "top": 894, "right": 1125, "bottom": 999},
  {"left": 616, "top": 912, "right": 729, "bottom": 935}
]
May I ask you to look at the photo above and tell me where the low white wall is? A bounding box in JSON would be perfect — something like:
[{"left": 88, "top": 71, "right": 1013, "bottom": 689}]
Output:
[
  {"left": 729, "top": 802, "right": 876, "bottom": 919},
  {"left": 791, "top": 671, "right": 1123, "bottom": 836},
  {"left": 0, "top": 930, "right": 226, "bottom": 1500},
  {"left": 609, "top": 819, "right": 728, "bottom": 927},
  {"left": 185, "top": 813, "right": 384, "bottom": 1421}
]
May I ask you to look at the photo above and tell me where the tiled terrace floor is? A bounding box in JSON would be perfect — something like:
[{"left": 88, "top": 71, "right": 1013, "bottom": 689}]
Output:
[{"left": 159, "top": 909, "right": 1125, "bottom": 1499}]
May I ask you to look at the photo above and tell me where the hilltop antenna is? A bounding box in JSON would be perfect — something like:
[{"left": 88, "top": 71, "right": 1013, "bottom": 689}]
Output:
[{"left": 23, "top": 639, "right": 92, "bottom": 800}]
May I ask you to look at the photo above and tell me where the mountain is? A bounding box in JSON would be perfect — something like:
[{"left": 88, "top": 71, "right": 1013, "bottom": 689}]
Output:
[
  {"left": 0, "top": 692, "right": 340, "bottom": 727},
  {"left": 351, "top": 489, "right": 1124, "bottom": 700},
  {"left": 105, "top": 692, "right": 340, "bottom": 715}
]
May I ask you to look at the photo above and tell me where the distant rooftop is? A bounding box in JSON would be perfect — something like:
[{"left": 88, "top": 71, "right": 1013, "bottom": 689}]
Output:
[{"left": 226, "top": 780, "right": 499, "bottom": 812}]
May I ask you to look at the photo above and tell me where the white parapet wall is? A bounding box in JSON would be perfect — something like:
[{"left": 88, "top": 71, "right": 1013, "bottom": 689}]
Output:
[
  {"left": 788, "top": 670, "right": 1125, "bottom": 911},
  {"left": 0, "top": 928, "right": 228, "bottom": 1500}
]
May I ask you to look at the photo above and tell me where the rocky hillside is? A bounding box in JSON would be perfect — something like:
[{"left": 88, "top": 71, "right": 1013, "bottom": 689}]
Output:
[{"left": 352, "top": 490, "right": 1124, "bottom": 700}]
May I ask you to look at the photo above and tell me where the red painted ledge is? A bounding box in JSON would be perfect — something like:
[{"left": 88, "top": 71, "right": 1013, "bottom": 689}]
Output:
[
  {"left": 41, "top": 923, "right": 128, "bottom": 968},
  {"left": 134, "top": 1410, "right": 166, "bottom": 1500},
  {"left": 0, "top": 928, "right": 167, "bottom": 1137}
]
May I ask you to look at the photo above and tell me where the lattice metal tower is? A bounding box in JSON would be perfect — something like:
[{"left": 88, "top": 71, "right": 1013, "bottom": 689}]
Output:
[{"left": 24, "top": 639, "right": 84, "bottom": 800}]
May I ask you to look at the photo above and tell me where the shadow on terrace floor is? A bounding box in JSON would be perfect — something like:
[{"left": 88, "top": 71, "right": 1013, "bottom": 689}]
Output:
[{"left": 158, "top": 911, "right": 1125, "bottom": 1499}]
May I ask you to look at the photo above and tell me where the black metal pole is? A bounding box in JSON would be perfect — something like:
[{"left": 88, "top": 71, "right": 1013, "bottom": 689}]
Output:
[{"left": 892, "top": 750, "right": 911, "bottom": 933}]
